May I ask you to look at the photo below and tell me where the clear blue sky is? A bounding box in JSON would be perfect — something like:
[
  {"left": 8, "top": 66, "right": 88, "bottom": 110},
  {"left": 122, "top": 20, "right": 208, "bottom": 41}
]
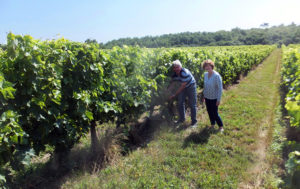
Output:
[{"left": 1, "top": 0, "right": 299, "bottom": 44}]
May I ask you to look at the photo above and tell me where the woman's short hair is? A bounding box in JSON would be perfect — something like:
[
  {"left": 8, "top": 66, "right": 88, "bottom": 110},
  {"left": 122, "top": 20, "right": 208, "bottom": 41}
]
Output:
[
  {"left": 202, "top": 59, "right": 215, "bottom": 69},
  {"left": 172, "top": 60, "right": 182, "bottom": 68}
]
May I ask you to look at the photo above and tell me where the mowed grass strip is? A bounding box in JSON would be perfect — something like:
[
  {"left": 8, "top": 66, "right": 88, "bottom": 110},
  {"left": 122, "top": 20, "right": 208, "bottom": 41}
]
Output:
[{"left": 62, "top": 49, "right": 281, "bottom": 189}]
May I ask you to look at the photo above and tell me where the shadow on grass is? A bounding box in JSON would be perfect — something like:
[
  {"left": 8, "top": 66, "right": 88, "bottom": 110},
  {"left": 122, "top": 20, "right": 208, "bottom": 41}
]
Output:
[{"left": 182, "top": 126, "right": 217, "bottom": 148}]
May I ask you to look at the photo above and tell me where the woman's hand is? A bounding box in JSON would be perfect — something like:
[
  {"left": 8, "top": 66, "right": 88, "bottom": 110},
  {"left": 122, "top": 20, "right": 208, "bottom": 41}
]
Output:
[{"left": 216, "top": 101, "right": 220, "bottom": 106}]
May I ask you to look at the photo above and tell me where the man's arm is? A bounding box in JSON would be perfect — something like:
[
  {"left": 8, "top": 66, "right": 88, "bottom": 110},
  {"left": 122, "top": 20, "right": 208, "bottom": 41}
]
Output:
[
  {"left": 169, "top": 82, "right": 186, "bottom": 100},
  {"left": 168, "top": 81, "right": 175, "bottom": 91},
  {"left": 174, "top": 82, "right": 186, "bottom": 97}
]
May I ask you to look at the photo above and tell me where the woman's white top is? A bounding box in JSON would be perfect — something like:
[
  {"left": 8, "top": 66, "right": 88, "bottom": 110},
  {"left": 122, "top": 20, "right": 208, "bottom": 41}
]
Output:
[{"left": 203, "top": 70, "right": 223, "bottom": 101}]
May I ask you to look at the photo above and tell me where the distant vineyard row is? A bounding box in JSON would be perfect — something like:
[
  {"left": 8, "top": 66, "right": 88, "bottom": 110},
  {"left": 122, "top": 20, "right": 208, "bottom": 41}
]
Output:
[{"left": 0, "top": 33, "right": 275, "bottom": 184}]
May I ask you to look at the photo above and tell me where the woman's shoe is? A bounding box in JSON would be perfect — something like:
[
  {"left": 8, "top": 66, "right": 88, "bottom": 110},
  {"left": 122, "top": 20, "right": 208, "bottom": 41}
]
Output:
[
  {"left": 191, "top": 121, "right": 198, "bottom": 128},
  {"left": 219, "top": 127, "right": 224, "bottom": 133}
]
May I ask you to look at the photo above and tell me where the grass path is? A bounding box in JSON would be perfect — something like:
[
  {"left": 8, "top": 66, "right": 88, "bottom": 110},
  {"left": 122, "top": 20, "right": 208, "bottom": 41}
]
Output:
[
  {"left": 62, "top": 49, "right": 282, "bottom": 189},
  {"left": 238, "top": 49, "right": 281, "bottom": 188}
]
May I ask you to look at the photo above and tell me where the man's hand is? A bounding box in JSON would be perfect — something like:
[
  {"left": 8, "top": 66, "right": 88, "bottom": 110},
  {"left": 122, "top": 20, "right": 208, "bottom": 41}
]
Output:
[
  {"left": 169, "top": 95, "right": 175, "bottom": 101},
  {"left": 216, "top": 101, "right": 220, "bottom": 106}
]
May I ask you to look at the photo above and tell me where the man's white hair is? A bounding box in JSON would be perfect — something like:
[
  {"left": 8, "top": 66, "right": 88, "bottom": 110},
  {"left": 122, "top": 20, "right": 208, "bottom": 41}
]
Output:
[{"left": 172, "top": 60, "right": 182, "bottom": 68}]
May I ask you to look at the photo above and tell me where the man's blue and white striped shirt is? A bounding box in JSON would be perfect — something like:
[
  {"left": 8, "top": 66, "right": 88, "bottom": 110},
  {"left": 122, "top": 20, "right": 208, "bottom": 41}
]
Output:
[{"left": 172, "top": 68, "right": 196, "bottom": 88}]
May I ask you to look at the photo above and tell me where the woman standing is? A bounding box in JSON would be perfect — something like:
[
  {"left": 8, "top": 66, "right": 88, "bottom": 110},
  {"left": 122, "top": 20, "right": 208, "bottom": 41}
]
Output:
[{"left": 202, "top": 59, "right": 224, "bottom": 132}]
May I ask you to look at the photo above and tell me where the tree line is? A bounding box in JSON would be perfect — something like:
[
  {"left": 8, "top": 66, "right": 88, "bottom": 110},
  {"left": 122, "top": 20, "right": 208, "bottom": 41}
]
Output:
[{"left": 85, "top": 23, "right": 300, "bottom": 49}]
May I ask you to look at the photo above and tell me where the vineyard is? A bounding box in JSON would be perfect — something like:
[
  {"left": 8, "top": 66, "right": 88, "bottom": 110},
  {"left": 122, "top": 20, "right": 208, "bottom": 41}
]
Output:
[
  {"left": 1, "top": 33, "right": 300, "bottom": 188},
  {"left": 0, "top": 33, "right": 276, "bottom": 185}
]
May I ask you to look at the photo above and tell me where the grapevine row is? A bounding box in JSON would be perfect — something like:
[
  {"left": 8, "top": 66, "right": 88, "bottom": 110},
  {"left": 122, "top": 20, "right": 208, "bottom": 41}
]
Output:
[
  {"left": 281, "top": 44, "right": 300, "bottom": 187},
  {"left": 282, "top": 44, "right": 300, "bottom": 127}
]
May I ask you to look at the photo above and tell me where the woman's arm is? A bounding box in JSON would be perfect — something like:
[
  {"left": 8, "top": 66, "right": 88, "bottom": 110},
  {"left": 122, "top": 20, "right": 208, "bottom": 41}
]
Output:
[
  {"left": 216, "top": 75, "right": 223, "bottom": 105},
  {"left": 202, "top": 73, "right": 206, "bottom": 102}
]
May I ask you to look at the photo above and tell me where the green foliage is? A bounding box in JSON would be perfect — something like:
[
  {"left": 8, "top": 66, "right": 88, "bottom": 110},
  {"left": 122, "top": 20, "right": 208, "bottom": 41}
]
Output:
[
  {"left": 0, "top": 44, "right": 6, "bottom": 51},
  {"left": 286, "top": 151, "right": 300, "bottom": 175},
  {"left": 0, "top": 50, "right": 26, "bottom": 181},
  {"left": 105, "top": 46, "right": 158, "bottom": 126},
  {"left": 285, "top": 151, "right": 300, "bottom": 188},
  {"left": 282, "top": 44, "right": 300, "bottom": 128}
]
